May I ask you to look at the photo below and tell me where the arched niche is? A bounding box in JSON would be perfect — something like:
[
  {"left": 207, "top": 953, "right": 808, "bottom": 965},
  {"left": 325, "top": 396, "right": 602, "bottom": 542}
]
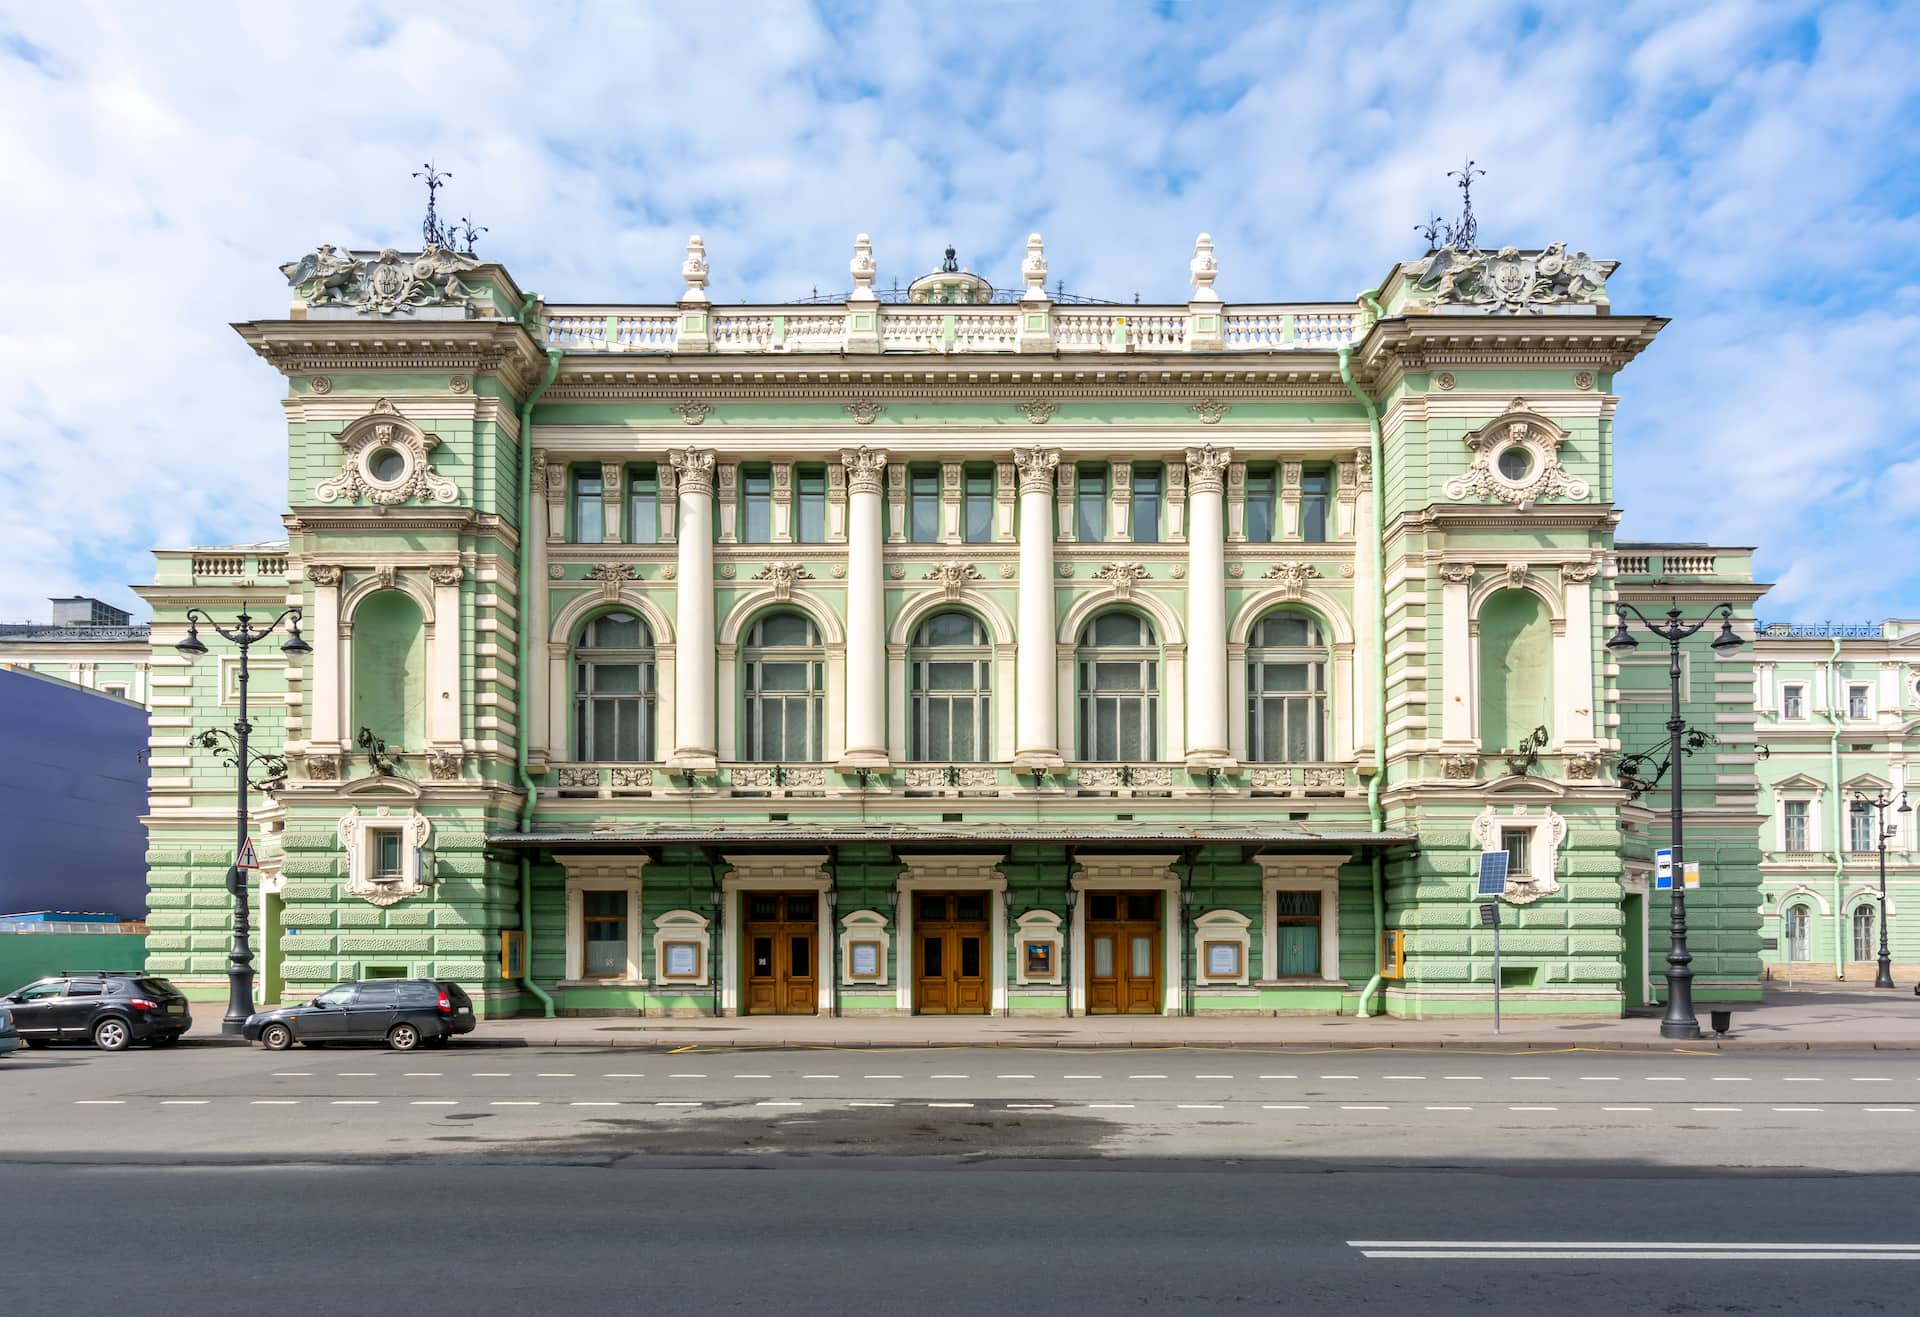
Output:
[
  {"left": 1477, "top": 588, "right": 1553, "bottom": 755},
  {"left": 351, "top": 589, "right": 426, "bottom": 750}
]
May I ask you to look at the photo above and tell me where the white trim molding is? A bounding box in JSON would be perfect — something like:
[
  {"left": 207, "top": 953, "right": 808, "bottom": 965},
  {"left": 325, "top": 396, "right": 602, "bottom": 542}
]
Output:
[
  {"left": 1068, "top": 853, "right": 1181, "bottom": 1015},
  {"left": 718, "top": 853, "right": 832, "bottom": 1015},
  {"left": 558, "top": 855, "right": 648, "bottom": 985},
  {"left": 894, "top": 854, "right": 1009, "bottom": 1013},
  {"left": 1256, "top": 855, "right": 1345, "bottom": 984},
  {"left": 1193, "top": 908, "right": 1252, "bottom": 986}
]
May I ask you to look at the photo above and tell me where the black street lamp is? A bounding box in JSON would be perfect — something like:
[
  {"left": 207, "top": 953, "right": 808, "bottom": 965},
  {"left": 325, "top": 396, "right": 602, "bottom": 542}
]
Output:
[
  {"left": 176, "top": 606, "right": 310, "bottom": 1034},
  {"left": 1850, "top": 790, "right": 1910, "bottom": 990},
  {"left": 1607, "top": 602, "right": 1744, "bottom": 1040}
]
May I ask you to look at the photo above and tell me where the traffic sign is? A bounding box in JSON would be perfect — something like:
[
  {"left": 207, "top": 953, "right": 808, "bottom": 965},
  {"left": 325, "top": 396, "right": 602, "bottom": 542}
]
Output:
[
  {"left": 236, "top": 837, "right": 259, "bottom": 870},
  {"left": 1654, "top": 847, "right": 1673, "bottom": 878},
  {"left": 1476, "top": 851, "right": 1510, "bottom": 897}
]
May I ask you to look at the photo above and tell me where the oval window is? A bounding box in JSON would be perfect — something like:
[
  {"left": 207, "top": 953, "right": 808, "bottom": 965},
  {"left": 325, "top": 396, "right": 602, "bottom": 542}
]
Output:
[
  {"left": 1496, "top": 446, "right": 1532, "bottom": 481},
  {"left": 369, "top": 448, "right": 406, "bottom": 482}
]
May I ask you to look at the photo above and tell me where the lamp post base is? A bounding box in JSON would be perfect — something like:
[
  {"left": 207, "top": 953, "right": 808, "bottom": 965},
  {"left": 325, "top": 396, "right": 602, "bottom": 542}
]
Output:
[
  {"left": 1875, "top": 960, "right": 1896, "bottom": 990},
  {"left": 1659, "top": 1018, "right": 1702, "bottom": 1041}
]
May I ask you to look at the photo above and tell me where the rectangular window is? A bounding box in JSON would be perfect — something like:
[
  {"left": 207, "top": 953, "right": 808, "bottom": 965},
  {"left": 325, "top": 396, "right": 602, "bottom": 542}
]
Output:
[
  {"left": 1274, "top": 890, "right": 1321, "bottom": 977},
  {"left": 1076, "top": 465, "right": 1107, "bottom": 542},
  {"left": 795, "top": 465, "right": 827, "bottom": 544},
  {"left": 909, "top": 466, "right": 940, "bottom": 543},
  {"left": 582, "top": 891, "right": 627, "bottom": 978},
  {"left": 626, "top": 464, "right": 658, "bottom": 545},
  {"left": 1500, "top": 826, "right": 1532, "bottom": 879},
  {"left": 1782, "top": 685, "right": 1804, "bottom": 719},
  {"left": 1300, "top": 463, "right": 1332, "bottom": 543},
  {"left": 1848, "top": 685, "right": 1870, "bottom": 719},
  {"left": 741, "top": 466, "right": 772, "bottom": 543},
  {"left": 963, "top": 467, "right": 994, "bottom": 543},
  {"left": 1245, "top": 465, "right": 1276, "bottom": 542},
  {"left": 572, "top": 470, "right": 604, "bottom": 543},
  {"left": 1850, "top": 806, "right": 1877, "bottom": 853},
  {"left": 1783, "top": 799, "right": 1810, "bottom": 852},
  {"left": 1131, "top": 465, "right": 1162, "bottom": 543},
  {"left": 373, "top": 831, "right": 403, "bottom": 879}
]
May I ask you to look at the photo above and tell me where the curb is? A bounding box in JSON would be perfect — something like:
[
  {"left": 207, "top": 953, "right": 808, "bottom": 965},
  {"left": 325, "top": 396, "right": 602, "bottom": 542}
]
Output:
[{"left": 463, "top": 1034, "right": 1920, "bottom": 1052}]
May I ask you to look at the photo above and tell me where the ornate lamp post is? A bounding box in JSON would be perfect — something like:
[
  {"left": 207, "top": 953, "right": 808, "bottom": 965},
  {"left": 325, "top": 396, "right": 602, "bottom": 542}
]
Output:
[
  {"left": 1850, "top": 790, "right": 1910, "bottom": 989},
  {"left": 1606, "top": 602, "right": 1744, "bottom": 1040},
  {"left": 176, "top": 606, "right": 310, "bottom": 1034}
]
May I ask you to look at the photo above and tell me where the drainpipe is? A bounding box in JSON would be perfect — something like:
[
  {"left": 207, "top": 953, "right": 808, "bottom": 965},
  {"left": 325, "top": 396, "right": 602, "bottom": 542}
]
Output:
[
  {"left": 1826, "top": 637, "right": 1845, "bottom": 979},
  {"left": 1339, "top": 322, "right": 1389, "bottom": 1018},
  {"left": 514, "top": 337, "right": 564, "bottom": 1018}
]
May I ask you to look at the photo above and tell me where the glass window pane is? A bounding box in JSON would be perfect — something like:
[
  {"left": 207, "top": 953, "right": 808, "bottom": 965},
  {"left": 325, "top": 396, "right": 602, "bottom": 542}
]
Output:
[
  {"left": 961, "top": 937, "right": 982, "bottom": 978},
  {"left": 591, "top": 663, "right": 641, "bottom": 694},
  {"left": 1094, "top": 662, "right": 1142, "bottom": 691},
  {"left": 964, "top": 469, "right": 994, "bottom": 543},
  {"left": 574, "top": 494, "right": 603, "bottom": 544},
  {"left": 1130, "top": 936, "right": 1153, "bottom": 977},
  {"left": 1093, "top": 935, "right": 1114, "bottom": 978},
  {"left": 757, "top": 613, "right": 814, "bottom": 647},
  {"left": 797, "top": 467, "right": 827, "bottom": 544},
  {"left": 949, "top": 706, "right": 976, "bottom": 761},
  {"left": 592, "top": 701, "right": 618, "bottom": 758},
  {"left": 922, "top": 937, "right": 942, "bottom": 976},
  {"left": 1118, "top": 702, "right": 1143, "bottom": 759},
  {"left": 929, "top": 700, "right": 952, "bottom": 758},
  {"left": 1245, "top": 469, "right": 1275, "bottom": 542},
  {"left": 1076, "top": 466, "right": 1106, "bottom": 541},
  {"left": 927, "top": 661, "right": 974, "bottom": 690},
  {"left": 759, "top": 661, "right": 809, "bottom": 691},
  {"left": 589, "top": 612, "right": 643, "bottom": 649}
]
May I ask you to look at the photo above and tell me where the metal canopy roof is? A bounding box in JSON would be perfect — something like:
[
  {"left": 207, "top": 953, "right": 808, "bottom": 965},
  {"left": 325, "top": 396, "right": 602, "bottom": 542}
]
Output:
[{"left": 484, "top": 822, "right": 1417, "bottom": 851}]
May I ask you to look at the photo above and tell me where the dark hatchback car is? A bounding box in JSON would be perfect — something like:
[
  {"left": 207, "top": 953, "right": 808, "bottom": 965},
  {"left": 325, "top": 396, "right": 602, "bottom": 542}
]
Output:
[
  {"left": 243, "top": 978, "right": 475, "bottom": 1051},
  {"left": 2, "top": 973, "right": 192, "bottom": 1051}
]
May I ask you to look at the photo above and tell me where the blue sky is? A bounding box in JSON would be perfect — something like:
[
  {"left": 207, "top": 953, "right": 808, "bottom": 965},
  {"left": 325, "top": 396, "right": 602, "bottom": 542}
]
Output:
[{"left": 2, "top": 0, "right": 1917, "bottom": 623}]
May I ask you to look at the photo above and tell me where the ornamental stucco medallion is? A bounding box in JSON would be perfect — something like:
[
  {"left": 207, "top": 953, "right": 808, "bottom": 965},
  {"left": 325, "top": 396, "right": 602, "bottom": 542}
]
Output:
[
  {"left": 1442, "top": 397, "right": 1588, "bottom": 506},
  {"left": 316, "top": 399, "right": 459, "bottom": 505},
  {"left": 281, "top": 244, "right": 483, "bottom": 317}
]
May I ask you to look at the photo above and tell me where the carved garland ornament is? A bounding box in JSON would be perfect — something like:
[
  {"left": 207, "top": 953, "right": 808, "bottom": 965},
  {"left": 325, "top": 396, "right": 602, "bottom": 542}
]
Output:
[
  {"left": 1015, "top": 398, "right": 1058, "bottom": 425},
  {"left": 315, "top": 399, "right": 459, "bottom": 506},
  {"left": 1442, "top": 398, "right": 1589, "bottom": 506},
  {"left": 1187, "top": 399, "right": 1231, "bottom": 425},
  {"left": 842, "top": 401, "right": 886, "bottom": 426}
]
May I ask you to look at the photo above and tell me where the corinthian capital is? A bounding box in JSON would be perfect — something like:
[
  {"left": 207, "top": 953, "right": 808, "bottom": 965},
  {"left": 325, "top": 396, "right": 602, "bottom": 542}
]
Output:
[
  {"left": 1184, "top": 445, "right": 1233, "bottom": 493},
  {"left": 839, "top": 446, "right": 889, "bottom": 495},
  {"left": 1013, "top": 446, "right": 1060, "bottom": 495},
  {"left": 306, "top": 563, "right": 342, "bottom": 588},
  {"left": 670, "top": 448, "right": 716, "bottom": 496}
]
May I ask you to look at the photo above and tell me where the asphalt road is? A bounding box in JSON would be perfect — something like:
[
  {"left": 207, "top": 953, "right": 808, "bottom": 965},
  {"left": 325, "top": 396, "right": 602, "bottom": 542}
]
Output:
[{"left": 6, "top": 1045, "right": 1920, "bottom": 1314}]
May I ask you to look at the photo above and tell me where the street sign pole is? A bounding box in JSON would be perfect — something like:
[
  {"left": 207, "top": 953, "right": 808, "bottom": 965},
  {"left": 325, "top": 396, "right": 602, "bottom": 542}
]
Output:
[
  {"left": 1493, "top": 909, "right": 1501, "bottom": 1036},
  {"left": 1475, "top": 852, "right": 1510, "bottom": 1036}
]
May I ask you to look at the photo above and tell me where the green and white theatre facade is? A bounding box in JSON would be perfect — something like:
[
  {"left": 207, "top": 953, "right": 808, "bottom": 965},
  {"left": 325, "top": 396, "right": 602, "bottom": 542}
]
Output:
[{"left": 138, "top": 232, "right": 1766, "bottom": 1019}]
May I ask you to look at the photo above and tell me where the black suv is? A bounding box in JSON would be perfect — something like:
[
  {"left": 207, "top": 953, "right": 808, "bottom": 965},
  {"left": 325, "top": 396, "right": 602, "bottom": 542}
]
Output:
[
  {"left": 2, "top": 973, "right": 193, "bottom": 1051},
  {"left": 242, "top": 978, "right": 475, "bottom": 1051}
]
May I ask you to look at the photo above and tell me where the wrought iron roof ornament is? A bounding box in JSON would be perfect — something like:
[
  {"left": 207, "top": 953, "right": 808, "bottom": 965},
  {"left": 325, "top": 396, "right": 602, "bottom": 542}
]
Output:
[
  {"left": 941, "top": 245, "right": 960, "bottom": 273},
  {"left": 1417, "top": 158, "right": 1486, "bottom": 253},
  {"left": 413, "top": 161, "right": 456, "bottom": 250},
  {"left": 451, "top": 215, "right": 487, "bottom": 256}
]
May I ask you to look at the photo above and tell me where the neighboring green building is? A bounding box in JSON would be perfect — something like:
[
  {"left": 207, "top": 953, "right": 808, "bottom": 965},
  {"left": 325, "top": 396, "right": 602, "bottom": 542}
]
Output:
[
  {"left": 137, "top": 231, "right": 1765, "bottom": 1021},
  {"left": 1750, "top": 619, "right": 1920, "bottom": 982},
  {"left": 0, "top": 597, "right": 152, "bottom": 701}
]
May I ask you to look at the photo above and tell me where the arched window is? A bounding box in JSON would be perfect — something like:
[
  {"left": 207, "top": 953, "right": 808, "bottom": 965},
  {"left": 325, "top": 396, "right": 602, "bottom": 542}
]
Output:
[
  {"left": 743, "top": 611, "right": 825, "bottom": 761},
  {"left": 1477, "top": 589, "right": 1554, "bottom": 754},
  {"left": 351, "top": 590, "right": 425, "bottom": 750},
  {"left": 1077, "top": 612, "right": 1158, "bottom": 761},
  {"left": 910, "top": 612, "right": 991, "bottom": 762},
  {"left": 1246, "top": 612, "right": 1328, "bottom": 762},
  {"left": 1853, "top": 904, "right": 1876, "bottom": 963},
  {"left": 574, "top": 611, "right": 656, "bottom": 761},
  {"left": 1785, "top": 904, "right": 1811, "bottom": 963}
]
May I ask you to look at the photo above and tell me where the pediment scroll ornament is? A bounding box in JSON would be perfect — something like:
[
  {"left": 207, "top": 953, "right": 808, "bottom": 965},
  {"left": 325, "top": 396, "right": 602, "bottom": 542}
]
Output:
[
  {"left": 1262, "top": 561, "right": 1314, "bottom": 600},
  {"left": 316, "top": 399, "right": 459, "bottom": 506},
  {"left": 1442, "top": 398, "right": 1589, "bottom": 506},
  {"left": 1092, "top": 562, "right": 1148, "bottom": 601},
  {"left": 586, "top": 562, "right": 641, "bottom": 602},
  {"left": 280, "top": 244, "right": 484, "bottom": 317},
  {"left": 926, "top": 561, "right": 983, "bottom": 601},
  {"left": 754, "top": 561, "right": 814, "bottom": 602}
]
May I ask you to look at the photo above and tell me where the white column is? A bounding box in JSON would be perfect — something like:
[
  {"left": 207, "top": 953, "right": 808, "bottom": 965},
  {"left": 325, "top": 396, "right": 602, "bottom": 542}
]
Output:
[
  {"left": 669, "top": 449, "right": 717, "bottom": 773},
  {"left": 1184, "top": 446, "right": 1233, "bottom": 770},
  {"left": 1560, "top": 563, "right": 1598, "bottom": 745},
  {"left": 1439, "top": 563, "right": 1474, "bottom": 746},
  {"left": 307, "top": 564, "right": 342, "bottom": 748},
  {"left": 428, "top": 564, "right": 463, "bottom": 748},
  {"left": 1014, "top": 447, "right": 1063, "bottom": 771},
  {"left": 840, "top": 447, "right": 889, "bottom": 769},
  {"left": 1352, "top": 449, "right": 1378, "bottom": 757}
]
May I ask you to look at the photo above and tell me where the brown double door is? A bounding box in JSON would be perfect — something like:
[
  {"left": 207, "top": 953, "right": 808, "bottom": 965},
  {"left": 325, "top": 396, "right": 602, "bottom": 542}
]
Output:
[
  {"left": 743, "top": 891, "right": 818, "bottom": 1015},
  {"left": 914, "top": 891, "right": 991, "bottom": 1015},
  {"left": 1086, "top": 890, "right": 1162, "bottom": 1015}
]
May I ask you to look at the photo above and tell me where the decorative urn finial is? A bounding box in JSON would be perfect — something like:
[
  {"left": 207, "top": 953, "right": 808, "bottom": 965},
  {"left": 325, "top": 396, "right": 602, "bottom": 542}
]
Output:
[
  {"left": 849, "top": 233, "right": 877, "bottom": 302},
  {"left": 681, "top": 234, "right": 710, "bottom": 304},
  {"left": 1189, "top": 232, "right": 1220, "bottom": 303},
  {"left": 1021, "top": 232, "right": 1048, "bottom": 302}
]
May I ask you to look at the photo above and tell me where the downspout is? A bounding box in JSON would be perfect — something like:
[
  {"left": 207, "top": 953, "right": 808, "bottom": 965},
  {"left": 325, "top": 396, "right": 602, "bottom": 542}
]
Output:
[
  {"left": 1340, "top": 308, "right": 1388, "bottom": 1018},
  {"left": 1826, "top": 637, "right": 1845, "bottom": 979},
  {"left": 515, "top": 330, "right": 564, "bottom": 1018}
]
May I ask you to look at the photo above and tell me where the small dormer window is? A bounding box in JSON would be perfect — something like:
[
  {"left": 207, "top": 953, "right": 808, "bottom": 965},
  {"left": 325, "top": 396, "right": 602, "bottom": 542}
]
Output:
[{"left": 1782, "top": 685, "right": 1805, "bottom": 719}]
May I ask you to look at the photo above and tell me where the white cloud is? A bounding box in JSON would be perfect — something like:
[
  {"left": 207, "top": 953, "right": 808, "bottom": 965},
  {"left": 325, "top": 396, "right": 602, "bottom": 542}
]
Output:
[{"left": 0, "top": 0, "right": 1917, "bottom": 622}]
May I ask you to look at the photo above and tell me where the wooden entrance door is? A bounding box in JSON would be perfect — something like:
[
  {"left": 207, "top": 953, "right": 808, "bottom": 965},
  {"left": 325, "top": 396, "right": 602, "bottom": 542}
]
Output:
[
  {"left": 914, "top": 891, "right": 991, "bottom": 1015},
  {"left": 742, "top": 891, "right": 818, "bottom": 1015},
  {"left": 1085, "top": 890, "right": 1162, "bottom": 1015}
]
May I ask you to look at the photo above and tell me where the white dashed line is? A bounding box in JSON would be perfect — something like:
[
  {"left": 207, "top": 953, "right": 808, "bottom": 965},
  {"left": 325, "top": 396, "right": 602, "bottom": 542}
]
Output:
[
  {"left": 1383, "top": 1075, "right": 1425, "bottom": 1081},
  {"left": 1426, "top": 1106, "right": 1473, "bottom": 1112},
  {"left": 402, "top": 1072, "right": 441, "bottom": 1077},
  {"left": 1772, "top": 1107, "right": 1822, "bottom": 1113},
  {"left": 161, "top": 1100, "right": 209, "bottom": 1106},
  {"left": 1008, "top": 1103, "right": 1055, "bottom": 1109},
  {"left": 1580, "top": 1076, "right": 1620, "bottom": 1082},
  {"left": 731, "top": 1074, "right": 769, "bottom": 1080},
  {"left": 605, "top": 1073, "right": 646, "bottom": 1078},
  {"left": 1509, "top": 1106, "right": 1558, "bottom": 1112},
  {"left": 847, "top": 1101, "right": 894, "bottom": 1108},
  {"left": 571, "top": 1101, "right": 620, "bottom": 1107},
  {"left": 1866, "top": 1107, "right": 1916, "bottom": 1113},
  {"left": 1510, "top": 1076, "right": 1550, "bottom": 1082},
  {"left": 1259, "top": 1074, "right": 1298, "bottom": 1080},
  {"left": 655, "top": 1101, "right": 702, "bottom": 1108},
  {"left": 271, "top": 1072, "right": 311, "bottom": 1077},
  {"left": 1852, "top": 1077, "right": 1894, "bottom": 1083},
  {"left": 1194, "top": 1074, "right": 1235, "bottom": 1080},
  {"left": 1341, "top": 1105, "right": 1390, "bottom": 1111},
  {"left": 1692, "top": 1107, "right": 1742, "bottom": 1113},
  {"left": 1443, "top": 1076, "right": 1483, "bottom": 1081},
  {"left": 75, "top": 1100, "right": 125, "bottom": 1105},
  {"left": 1321, "top": 1074, "right": 1358, "bottom": 1080},
  {"left": 1179, "top": 1103, "right": 1226, "bottom": 1110},
  {"left": 668, "top": 1073, "right": 707, "bottom": 1079},
  {"left": 1263, "top": 1104, "right": 1310, "bottom": 1110},
  {"left": 412, "top": 1100, "right": 456, "bottom": 1106},
  {"left": 333, "top": 1100, "right": 379, "bottom": 1106},
  {"left": 337, "top": 1072, "right": 375, "bottom": 1077},
  {"left": 1603, "top": 1106, "right": 1653, "bottom": 1112},
  {"left": 472, "top": 1072, "right": 511, "bottom": 1078},
  {"left": 931, "top": 1074, "right": 969, "bottom": 1080},
  {"left": 1711, "top": 1077, "right": 1751, "bottom": 1083},
  {"left": 1783, "top": 1077, "right": 1823, "bottom": 1082},
  {"left": 1644, "top": 1076, "right": 1685, "bottom": 1083},
  {"left": 1064, "top": 1074, "right": 1102, "bottom": 1080},
  {"left": 252, "top": 1100, "right": 300, "bottom": 1106},
  {"left": 801, "top": 1074, "right": 839, "bottom": 1080},
  {"left": 927, "top": 1102, "right": 975, "bottom": 1108},
  {"left": 863, "top": 1074, "right": 903, "bottom": 1080},
  {"left": 757, "top": 1101, "right": 803, "bottom": 1108},
  {"left": 491, "top": 1101, "right": 540, "bottom": 1107},
  {"left": 537, "top": 1072, "right": 576, "bottom": 1078},
  {"left": 1129, "top": 1074, "right": 1168, "bottom": 1080},
  {"left": 997, "top": 1074, "right": 1036, "bottom": 1080},
  {"left": 1087, "top": 1103, "right": 1135, "bottom": 1109}
]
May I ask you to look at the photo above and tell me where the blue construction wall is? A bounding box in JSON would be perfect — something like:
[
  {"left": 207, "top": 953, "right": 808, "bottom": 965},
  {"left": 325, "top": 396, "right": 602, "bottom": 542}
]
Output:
[{"left": 0, "top": 669, "right": 149, "bottom": 918}]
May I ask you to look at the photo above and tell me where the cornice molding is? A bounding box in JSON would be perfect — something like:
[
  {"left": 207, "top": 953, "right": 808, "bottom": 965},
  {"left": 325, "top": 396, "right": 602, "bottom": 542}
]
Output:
[
  {"left": 233, "top": 319, "right": 548, "bottom": 397},
  {"left": 1351, "top": 314, "right": 1668, "bottom": 391}
]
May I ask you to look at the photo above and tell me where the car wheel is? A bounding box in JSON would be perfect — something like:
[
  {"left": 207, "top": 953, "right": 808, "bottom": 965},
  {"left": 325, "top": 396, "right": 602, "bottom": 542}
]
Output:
[
  {"left": 93, "top": 1018, "right": 132, "bottom": 1052},
  {"left": 260, "top": 1023, "right": 294, "bottom": 1051},
  {"left": 386, "top": 1022, "right": 421, "bottom": 1052}
]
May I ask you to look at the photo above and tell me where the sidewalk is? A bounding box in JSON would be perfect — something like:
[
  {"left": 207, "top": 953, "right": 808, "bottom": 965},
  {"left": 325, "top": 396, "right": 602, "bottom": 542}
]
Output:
[{"left": 186, "top": 988, "right": 1920, "bottom": 1051}]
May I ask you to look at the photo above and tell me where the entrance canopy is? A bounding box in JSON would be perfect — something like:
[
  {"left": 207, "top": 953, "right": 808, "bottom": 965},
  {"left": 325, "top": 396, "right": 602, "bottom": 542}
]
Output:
[{"left": 484, "top": 821, "right": 1417, "bottom": 855}]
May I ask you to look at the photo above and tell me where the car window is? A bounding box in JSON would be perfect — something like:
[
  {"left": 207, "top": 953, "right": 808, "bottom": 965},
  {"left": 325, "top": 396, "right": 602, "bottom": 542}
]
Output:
[
  {"left": 15, "top": 981, "right": 66, "bottom": 1002},
  {"left": 314, "top": 985, "right": 357, "bottom": 1007},
  {"left": 355, "top": 984, "right": 400, "bottom": 1006},
  {"left": 63, "top": 982, "right": 104, "bottom": 998},
  {"left": 134, "top": 978, "right": 180, "bottom": 997}
]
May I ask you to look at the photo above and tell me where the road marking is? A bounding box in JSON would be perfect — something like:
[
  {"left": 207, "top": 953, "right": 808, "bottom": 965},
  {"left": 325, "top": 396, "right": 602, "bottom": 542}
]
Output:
[
  {"left": 669, "top": 1073, "right": 707, "bottom": 1079},
  {"left": 1007, "top": 1103, "right": 1055, "bottom": 1109},
  {"left": 655, "top": 1101, "right": 702, "bottom": 1108},
  {"left": 1349, "top": 1240, "right": 1920, "bottom": 1261},
  {"left": 1443, "top": 1076, "right": 1484, "bottom": 1081},
  {"left": 1866, "top": 1107, "right": 1916, "bottom": 1113},
  {"left": 863, "top": 1074, "right": 903, "bottom": 1080},
  {"left": 537, "top": 1072, "right": 576, "bottom": 1078},
  {"left": 571, "top": 1101, "right": 620, "bottom": 1107},
  {"left": 605, "top": 1073, "right": 647, "bottom": 1078},
  {"left": 1320, "top": 1074, "right": 1358, "bottom": 1080},
  {"left": 1087, "top": 1103, "right": 1135, "bottom": 1109},
  {"left": 731, "top": 1074, "right": 769, "bottom": 1079},
  {"left": 1425, "top": 1105, "right": 1473, "bottom": 1112},
  {"left": 472, "top": 1072, "right": 511, "bottom": 1078},
  {"left": 997, "top": 1074, "right": 1036, "bottom": 1080},
  {"left": 1711, "top": 1077, "right": 1751, "bottom": 1083},
  {"left": 1783, "top": 1077, "right": 1822, "bottom": 1082},
  {"left": 1603, "top": 1106, "right": 1653, "bottom": 1112},
  {"left": 1852, "top": 1077, "right": 1894, "bottom": 1083},
  {"left": 1510, "top": 1075, "right": 1550, "bottom": 1081},
  {"left": 1263, "top": 1104, "right": 1310, "bottom": 1110},
  {"left": 927, "top": 1102, "right": 975, "bottom": 1108},
  {"left": 75, "top": 1100, "right": 125, "bottom": 1105},
  {"left": 1352, "top": 1240, "right": 1920, "bottom": 1250},
  {"left": 1692, "top": 1106, "right": 1742, "bottom": 1112},
  {"left": 801, "top": 1074, "right": 839, "bottom": 1080},
  {"left": 1129, "top": 1074, "right": 1168, "bottom": 1080},
  {"left": 332, "top": 1100, "right": 379, "bottom": 1106},
  {"left": 1258, "top": 1074, "right": 1298, "bottom": 1080},
  {"left": 757, "top": 1101, "right": 803, "bottom": 1108},
  {"left": 1644, "top": 1076, "right": 1685, "bottom": 1082},
  {"left": 931, "top": 1074, "right": 969, "bottom": 1080},
  {"left": 1063, "top": 1074, "right": 1102, "bottom": 1080},
  {"left": 1194, "top": 1073, "right": 1234, "bottom": 1080},
  {"left": 1383, "top": 1075, "right": 1425, "bottom": 1081},
  {"left": 271, "top": 1072, "right": 311, "bottom": 1077},
  {"left": 1340, "top": 1105, "right": 1389, "bottom": 1111},
  {"left": 847, "top": 1101, "right": 894, "bottom": 1108},
  {"left": 1179, "top": 1103, "right": 1227, "bottom": 1110},
  {"left": 1580, "top": 1076, "right": 1619, "bottom": 1082},
  {"left": 411, "top": 1100, "right": 456, "bottom": 1106},
  {"left": 161, "top": 1100, "right": 209, "bottom": 1105},
  {"left": 1772, "top": 1107, "right": 1822, "bottom": 1112},
  {"left": 402, "top": 1072, "right": 441, "bottom": 1077},
  {"left": 251, "top": 1100, "right": 300, "bottom": 1106},
  {"left": 491, "top": 1101, "right": 540, "bottom": 1107},
  {"left": 1508, "top": 1106, "right": 1557, "bottom": 1112},
  {"left": 337, "top": 1072, "right": 375, "bottom": 1077}
]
